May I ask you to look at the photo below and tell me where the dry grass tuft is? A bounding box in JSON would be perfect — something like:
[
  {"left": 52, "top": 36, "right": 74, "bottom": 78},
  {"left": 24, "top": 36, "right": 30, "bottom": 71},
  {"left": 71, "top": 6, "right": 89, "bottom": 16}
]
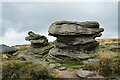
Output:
[{"left": 84, "top": 51, "right": 120, "bottom": 77}]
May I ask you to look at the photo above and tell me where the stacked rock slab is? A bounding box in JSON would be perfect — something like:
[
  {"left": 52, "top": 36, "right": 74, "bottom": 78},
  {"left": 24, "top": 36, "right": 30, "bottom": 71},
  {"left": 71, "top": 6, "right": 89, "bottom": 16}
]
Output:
[
  {"left": 25, "top": 31, "right": 48, "bottom": 48},
  {"left": 48, "top": 21, "right": 104, "bottom": 61}
]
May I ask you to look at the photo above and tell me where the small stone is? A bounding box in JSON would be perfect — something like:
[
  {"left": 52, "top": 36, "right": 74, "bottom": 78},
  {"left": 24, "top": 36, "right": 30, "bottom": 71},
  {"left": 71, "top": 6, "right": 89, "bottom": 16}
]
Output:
[
  {"left": 83, "top": 59, "right": 99, "bottom": 64},
  {"left": 87, "top": 75, "right": 107, "bottom": 80},
  {"left": 49, "top": 64, "right": 56, "bottom": 68},
  {"left": 88, "top": 59, "right": 99, "bottom": 63},
  {"left": 2, "top": 55, "right": 9, "bottom": 59},
  {"left": 77, "top": 54, "right": 92, "bottom": 60},
  {"left": 47, "top": 63, "right": 61, "bottom": 71},
  {"left": 59, "top": 67, "right": 67, "bottom": 71},
  {"left": 12, "top": 52, "right": 19, "bottom": 56},
  {"left": 76, "top": 70, "right": 95, "bottom": 78},
  {"left": 59, "top": 71, "right": 79, "bottom": 78},
  {"left": 55, "top": 63, "right": 61, "bottom": 67}
]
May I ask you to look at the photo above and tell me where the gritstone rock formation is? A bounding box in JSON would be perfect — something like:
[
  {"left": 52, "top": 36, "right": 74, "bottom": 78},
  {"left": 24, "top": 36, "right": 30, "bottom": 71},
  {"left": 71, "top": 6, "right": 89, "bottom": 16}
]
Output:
[
  {"left": 48, "top": 21, "right": 104, "bottom": 62},
  {"left": 0, "top": 44, "right": 17, "bottom": 54},
  {"left": 25, "top": 31, "right": 48, "bottom": 48}
]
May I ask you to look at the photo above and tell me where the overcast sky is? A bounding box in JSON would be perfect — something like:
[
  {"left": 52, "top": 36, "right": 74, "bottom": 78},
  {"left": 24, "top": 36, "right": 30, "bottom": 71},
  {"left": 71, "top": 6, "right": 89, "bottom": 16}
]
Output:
[{"left": 0, "top": 2, "right": 119, "bottom": 46}]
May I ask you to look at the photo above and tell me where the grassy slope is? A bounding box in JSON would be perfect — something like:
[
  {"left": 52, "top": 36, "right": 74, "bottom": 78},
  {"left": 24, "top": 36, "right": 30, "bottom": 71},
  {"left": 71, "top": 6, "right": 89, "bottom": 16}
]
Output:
[{"left": 1, "top": 38, "right": 120, "bottom": 79}]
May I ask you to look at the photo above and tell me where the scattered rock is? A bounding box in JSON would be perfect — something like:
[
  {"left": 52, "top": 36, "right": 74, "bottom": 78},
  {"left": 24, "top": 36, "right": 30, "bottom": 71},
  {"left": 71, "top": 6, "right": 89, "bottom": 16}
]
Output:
[
  {"left": 25, "top": 31, "right": 48, "bottom": 48},
  {"left": 0, "top": 44, "right": 17, "bottom": 54},
  {"left": 77, "top": 70, "right": 107, "bottom": 80},
  {"left": 83, "top": 59, "right": 99, "bottom": 64},
  {"left": 2, "top": 55, "right": 9, "bottom": 59},
  {"left": 59, "top": 71, "right": 79, "bottom": 79},
  {"left": 49, "top": 63, "right": 61, "bottom": 69},
  {"left": 48, "top": 21, "right": 104, "bottom": 62},
  {"left": 87, "top": 75, "right": 107, "bottom": 80},
  {"left": 59, "top": 67, "right": 67, "bottom": 71},
  {"left": 17, "top": 52, "right": 48, "bottom": 66},
  {"left": 76, "top": 70, "right": 95, "bottom": 78},
  {"left": 49, "top": 64, "right": 57, "bottom": 69}
]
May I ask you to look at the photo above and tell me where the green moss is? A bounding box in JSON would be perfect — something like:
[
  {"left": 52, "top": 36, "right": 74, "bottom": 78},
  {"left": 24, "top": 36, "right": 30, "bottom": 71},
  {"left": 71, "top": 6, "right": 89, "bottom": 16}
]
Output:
[{"left": 60, "top": 61, "right": 83, "bottom": 68}]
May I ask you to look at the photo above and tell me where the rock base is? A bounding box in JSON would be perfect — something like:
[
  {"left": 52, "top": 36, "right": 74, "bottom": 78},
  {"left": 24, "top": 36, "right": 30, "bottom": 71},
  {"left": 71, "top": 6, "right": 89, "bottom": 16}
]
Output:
[{"left": 48, "top": 47, "right": 95, "bottom": 62}]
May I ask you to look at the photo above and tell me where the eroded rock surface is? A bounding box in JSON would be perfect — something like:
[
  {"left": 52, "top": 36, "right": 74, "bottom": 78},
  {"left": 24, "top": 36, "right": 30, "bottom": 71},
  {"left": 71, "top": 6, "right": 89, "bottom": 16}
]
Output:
[
  {"left": 48, "top": 21, "right": 104, "bottom": 62},
  {"left": 76, "top": 70, "right": 95, "bottom": 78},
  {"left": 25, "top": 31, "right": 48, "bottom": 48},
  {"left": 23, "top": 31, "right": 51, "bottom": 59}
]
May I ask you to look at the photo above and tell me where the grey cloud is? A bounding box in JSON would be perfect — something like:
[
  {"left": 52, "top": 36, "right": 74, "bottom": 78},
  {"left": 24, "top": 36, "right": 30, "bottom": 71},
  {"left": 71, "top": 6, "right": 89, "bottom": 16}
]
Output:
[
  {"left": 0, "top": 3, "right": 2, "bottom": 37},
  {"left": 1, "top": 2, "right": 118, "bottom": 42},
  {"left": 118, "top": 1, "right": 120, "bottom": 38}
]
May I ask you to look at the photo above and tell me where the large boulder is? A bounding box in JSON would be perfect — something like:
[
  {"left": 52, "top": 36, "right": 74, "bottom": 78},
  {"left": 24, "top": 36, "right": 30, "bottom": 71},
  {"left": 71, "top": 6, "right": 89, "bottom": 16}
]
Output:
[
  {"left": 25, "top": 31, "right": 48, "bottom": 48},
  {"left": 48, "top": 21, "right": 104, "bottom": 36},
  {"left": 0, "top": 44, "right": 17, "bottom": 54},
  {"left": 47, "top": 21, "right": 104, "bottom": 62}
]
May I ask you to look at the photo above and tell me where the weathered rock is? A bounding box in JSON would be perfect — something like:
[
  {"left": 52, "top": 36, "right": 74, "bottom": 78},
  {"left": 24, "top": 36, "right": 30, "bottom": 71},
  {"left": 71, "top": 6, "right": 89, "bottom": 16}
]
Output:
[
  {"left": 83, "top": 59, "right": 99, "bottom": 64},
  {"left": 76, "top": 70, "right": 107, "bottom": 80},
  {"left": 17, "top": 51, "right": 48, "bottom": 66},
  {"left": 48, "top": 21, "right": 104, "bottom": 62},
  {"left": 76, "top": 70, "right": 95, "bottom": 78},
  {"left": 58, "top": 71, "right": 79, "bottom": 79},
  {"left": 87, "top": 75, "right": 107, "bottom": 80},
  {"left": 48, "top": 21, "right": 104, "bottom": 36},
  {"left": 49, "top": 63, "right": 61, "bottom": 69},
  {"left": 48, "top": 47, "right": 96, "bottom": 62},
  {"left": 27, "top": 44, "right": 53, "bottom": 55},
  {"left": 59, "top": 67, "right": 67, "bottom": 71},
  {"left": 25, "top": 31, "right": 48, "bottom": 48},
  {"left": 0, "top": 44, "right": 17, "bottom": 54},
  {"left": 24, "top": 43, "right": 54, "bottom": 59}
]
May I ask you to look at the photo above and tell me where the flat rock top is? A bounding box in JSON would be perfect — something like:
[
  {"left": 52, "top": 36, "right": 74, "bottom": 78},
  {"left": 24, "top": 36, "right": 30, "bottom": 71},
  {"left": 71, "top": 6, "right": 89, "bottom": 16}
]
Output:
[
  {"left": 76, "top": 70, "right": 95, "bottom": 78},
  {"left": 48, "top": 21, "right": 104, "bottom": 36}
]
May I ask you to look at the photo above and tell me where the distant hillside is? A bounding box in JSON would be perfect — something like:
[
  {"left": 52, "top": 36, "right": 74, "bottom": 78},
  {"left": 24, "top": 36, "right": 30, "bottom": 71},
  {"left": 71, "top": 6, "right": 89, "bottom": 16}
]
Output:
[{"left": 97, "top": 38, "right": 120, "bottom": 44}]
